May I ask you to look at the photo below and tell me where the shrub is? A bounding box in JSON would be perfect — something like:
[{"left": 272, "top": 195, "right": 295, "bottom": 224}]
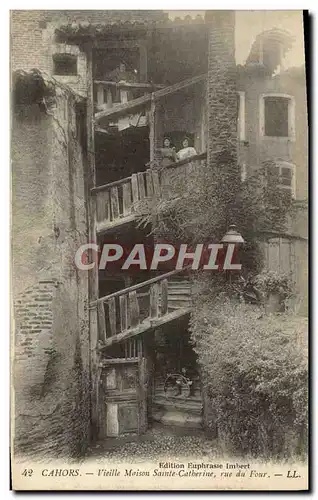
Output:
[{"left": 190, "top": 294, "right": 308, "bottom": 458}]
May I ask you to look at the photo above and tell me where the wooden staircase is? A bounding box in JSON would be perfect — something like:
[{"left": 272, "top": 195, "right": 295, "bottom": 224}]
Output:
[{"left": 92, "top": 269, "right": 192, "bottom": 350}]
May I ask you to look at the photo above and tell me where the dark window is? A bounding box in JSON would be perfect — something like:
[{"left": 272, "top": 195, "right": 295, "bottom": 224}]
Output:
[
  {"left": 264, "top": 97, "right": 289, "bottom": 137},
  {"left": 267, "top": 162, "right": 294, "bottom": 196},
  {"left": 53, "top": 54, "right": 77, "bottom": 76},
  {"left": 280, "top": 166, "right": 293, "bottom": 186}
]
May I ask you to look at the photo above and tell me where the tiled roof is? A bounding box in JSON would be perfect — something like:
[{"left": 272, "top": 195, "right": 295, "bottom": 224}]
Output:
[{"left": 55, "top": 14, "right": 206, "bottom": 38}]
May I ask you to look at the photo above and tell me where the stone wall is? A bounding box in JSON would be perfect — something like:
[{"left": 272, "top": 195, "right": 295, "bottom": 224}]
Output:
[
  {"left": 206, "top": 11, "right": 238, "bottom": 170},
  {"left": 12, "top": 74, "right": 90, "bottom": 458},
  {"left": 10, "top": 10, "right": 167, "bottom": 98}
]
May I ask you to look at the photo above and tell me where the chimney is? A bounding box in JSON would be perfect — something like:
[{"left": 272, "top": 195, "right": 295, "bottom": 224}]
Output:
[{"left": 205, "top": 11, "right": 238, "bottom": 176}]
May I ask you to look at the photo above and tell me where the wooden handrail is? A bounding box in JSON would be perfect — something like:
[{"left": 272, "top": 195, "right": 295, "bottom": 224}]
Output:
[
  {"left": 91, "top": 266, "right": 191, "bottom": 306},
  {"left": 94, "top": 80, "right": 165, "bottom": 90},
  {"left": 91, "top": 175, "right": 132, "bottom": 194},
  {"left": 91, "top": 153, "right": 207, "bottom": 194},
  {"left": 164, "top": 152, "right": 207, "bottom": 170}
]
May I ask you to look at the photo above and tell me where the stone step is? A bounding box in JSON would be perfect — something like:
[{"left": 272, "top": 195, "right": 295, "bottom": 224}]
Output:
[
  {"left": 151, "top": 408, "right": 203, "bottom": 429},
  {"left": 153, "top": 397, "right": 203, "bottom": 415}
]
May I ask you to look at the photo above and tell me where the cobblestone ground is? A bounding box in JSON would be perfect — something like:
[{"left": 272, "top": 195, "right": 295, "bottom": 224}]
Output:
[{"left": 87, "top": 425, "right": 220, "bottom": 463}]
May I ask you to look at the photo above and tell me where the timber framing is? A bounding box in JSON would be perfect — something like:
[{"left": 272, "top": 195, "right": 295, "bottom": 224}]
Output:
[
  {"left": 98, "top": 307, "right": 191, "bottom": 349},
  {"left": 94, "top": 73, "right": 207, "bottom": 123}
]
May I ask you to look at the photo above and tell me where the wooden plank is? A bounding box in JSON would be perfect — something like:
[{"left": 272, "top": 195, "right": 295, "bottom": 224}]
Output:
[
  {"left": 154, "top": 73, "right": 206, "bottom": 100},
  {"left": 96, "top": 190, "right": 110, "bottom": 223},
  {"left": 152, "top": 169, "right": 160, "bottom": 196},
  {"left": 97, "top": 302, "right": 107, "bottom": 342},
  {"left": 137, "top": 337, "right": 143, "bottom": 358},
  {"left": 110, "top": 186, "right": 120, "bottom": 220},
  {"left": 128, "top": 340, "right": 132, "bottom": 358},
  {"left": 95, "top": 93, "right": 151, "bottom": 122},
  {"left": 149, "top": 97, "right": 156, "bottom": 163},
  {"left": 96, "top": 214, "right": 136, "bottom": 234},
  {"left": 160, "top": 279, "right": 168, "bottom": 316},
  {"left": 150, "top": 283, "right": 160, "bottom": 318},
  {"left": 146, "top": 169, "right": 154, "bottom": 197},
  {"left": 129, "top": 291, "right": 140, "bottom": 328},
  {"left": 119, "top": 294, "right": 128, "bottom": 332},
  {"left": 95, "top": 80, "right": 164, "bottom": 90},
  {"left": 138, "top": 357, "right": 148, "bottom": 433},
  {"left": 97, "top": 84, "right": 104, "bottom": 106},
  {"left": 137, "top": 172, "right": 146, "bottom": 200},
  {"left": 91, "top": 175, "right": 132, "bottom": 193},
  {"left": 106, "top": 403, "right": 119, "bottom": 437},
  {"left": 108, "top": 297, "right": 116, "bottom": 336},
  {"left": 122, "top": 181, "right": 132, "bottom": 216},
  {"left": 106, "top": 88, "right": 113, "bottom": 109},
  {"left": 86, "top": 44, "right": 100, "bottom": 439},
  {"left": 131, "top": 174, "right": 139, "bottom": 207}
]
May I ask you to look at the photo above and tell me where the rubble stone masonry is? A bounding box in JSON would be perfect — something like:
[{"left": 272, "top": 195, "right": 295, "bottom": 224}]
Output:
[{"left": 12, "top": 75, "right": 90, "bottom": 457}]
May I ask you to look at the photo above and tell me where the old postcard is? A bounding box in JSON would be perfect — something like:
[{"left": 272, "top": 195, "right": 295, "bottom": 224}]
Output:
[{"left": 11, "top": 9, "right": 308, "bottom": 491}]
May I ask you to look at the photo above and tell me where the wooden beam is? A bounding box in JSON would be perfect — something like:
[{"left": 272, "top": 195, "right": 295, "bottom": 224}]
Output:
[
  {"left": 96, "top": 213, "right": 137, "bottom": 234},
  {"left": 91, "top": 175, "right": 132, "bottom": 194},
  {"left": 149, "top": 96, "right": 156, "bottom": 163},
  {"left": 95, "top": 93, "right": 151, "bottom": 121},
  {"left": 153, "top": 73, "right": 206, "bottom": 100},
  {"left": 86, "top": 43, "right": 100, "bottom": 439},
  {"left": 94, "top": 74, "right": 207, "bottom": 123},
  {"left": 99, "top": 358, "right": 138, "bottom": 366},
  {"left": 94, "top": 80, "right": 165, "bottom": 90}
]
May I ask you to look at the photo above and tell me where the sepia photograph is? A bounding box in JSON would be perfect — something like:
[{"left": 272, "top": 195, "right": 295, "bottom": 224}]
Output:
[{"left": 10, "top": 8, "right": 308, "bottom": 491}]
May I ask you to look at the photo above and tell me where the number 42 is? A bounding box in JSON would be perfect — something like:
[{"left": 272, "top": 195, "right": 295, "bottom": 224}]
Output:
[{"left": 21, "top": 469, "right": 33, "bottom": 477}]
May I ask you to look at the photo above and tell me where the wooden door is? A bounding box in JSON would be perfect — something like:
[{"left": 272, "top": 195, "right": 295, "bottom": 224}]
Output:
[{"left": 100, "top": 338, "right": 148, "bottom": 437}]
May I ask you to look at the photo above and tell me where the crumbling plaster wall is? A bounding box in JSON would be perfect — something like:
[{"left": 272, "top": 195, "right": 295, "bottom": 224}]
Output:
[{"left": 12, "top": 84, "right": 90, "bottom": 457}]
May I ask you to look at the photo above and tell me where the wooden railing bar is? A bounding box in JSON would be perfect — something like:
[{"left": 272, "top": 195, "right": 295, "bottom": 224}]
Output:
[
  {"left": 91, "top": 175, "right": 132, "bottom": 194},
  {"left": 164, "top": 152, "right": 207, "bottom": 170},
  {"left": 95, "top": 80, "right": 165, "bottom": 90},
  {"left": 91, "top": 154, "right": 207, "bottom": 195},
  {"left": 91, "top": 267, "right": 191, "bottom": 306}
]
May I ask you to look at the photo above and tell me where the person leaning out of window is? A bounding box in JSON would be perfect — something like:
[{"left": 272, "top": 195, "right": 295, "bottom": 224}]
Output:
[{"left": 176, "top": 137, "right": 198, "bottom": 161}]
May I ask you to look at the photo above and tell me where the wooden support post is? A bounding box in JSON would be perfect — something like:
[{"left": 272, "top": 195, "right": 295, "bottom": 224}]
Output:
[
  {"left": 131, "top": 174, "right": 139, "bottom": 208},
  {"left": 137, "top": 172, "right": 146, "bottom": 200},
  {"left": 108, "top": 297, "right": 116, "bottom": 336},
  {"left": 129, "top": 290, "right": 140, "bottom": 328},
  {"left": 150, "top": 283, "right": 160, "bottom": 318},
  {"left": 160, "top": 279, "right": 168, "bottom": 316},
  {"left": 86, "top": 43, "right": 100, "bottom": 440},
  {"left": 152, "top": 170, "right": 160, "bottom": 196},
  {"left": 124, "top": 341, "right": 128, "bottom": 359},
  {"left": 119, "top": 294, "right": 128, "bottom": 332},
  {"left": 138, "top": 356, "right": 148, "bottom": 433},
  {"left": 146, "top": 169, "right": 154, "bottom": 197},
  {"left": 110, "top": 186, "right": 120, "bottom": 220},
  {"left": 122, "top": 182, "right": 132, "bottom": 216},
  {"left": 97, "top": 302, "right": 107, "bottom": 342},
  {"left": 149, "top": 96, "right": 156, "bottom": 164},
  {"left": 106, "top": 88, "right": 113, "bottom": 109},
  {"left": 128, "top": 340, "right": 132, "bottom": 359},
  {"left": 97, "top": 84, "right": 104, "bottom": 107},
  {"left": 96, "top": 190, "right": 110, "bottom": 224}
]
